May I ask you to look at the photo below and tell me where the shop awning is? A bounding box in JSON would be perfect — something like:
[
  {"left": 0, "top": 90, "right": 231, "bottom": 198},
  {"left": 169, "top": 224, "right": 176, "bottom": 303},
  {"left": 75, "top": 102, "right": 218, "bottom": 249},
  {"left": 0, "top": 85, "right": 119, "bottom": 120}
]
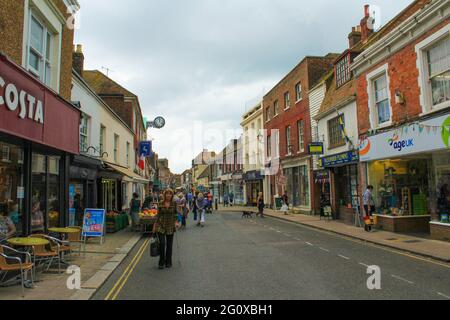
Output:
[{"left": 105, "top": 163, "right": 150, "bottom": 184}]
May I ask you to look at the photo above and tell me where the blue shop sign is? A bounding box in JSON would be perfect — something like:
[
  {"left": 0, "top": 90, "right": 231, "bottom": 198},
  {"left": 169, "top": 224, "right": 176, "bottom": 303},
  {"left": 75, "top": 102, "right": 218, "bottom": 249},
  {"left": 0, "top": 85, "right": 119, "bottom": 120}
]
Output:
[
  {"left": 322, "top": 150, "right": 359, "bottom": 168},
  {"left": 139, "top": 141, "right": 152, "bottom": 157}
]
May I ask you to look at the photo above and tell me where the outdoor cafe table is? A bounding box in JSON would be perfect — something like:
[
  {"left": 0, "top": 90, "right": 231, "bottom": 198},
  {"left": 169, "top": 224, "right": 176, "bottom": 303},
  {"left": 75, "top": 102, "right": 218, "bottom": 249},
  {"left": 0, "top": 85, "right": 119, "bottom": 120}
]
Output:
[
  {"left": 6, "top": 237, "right": 50, "bottom": 287},
  {"left": 48, "top": 227, "right": 80, "bottom": 238}
]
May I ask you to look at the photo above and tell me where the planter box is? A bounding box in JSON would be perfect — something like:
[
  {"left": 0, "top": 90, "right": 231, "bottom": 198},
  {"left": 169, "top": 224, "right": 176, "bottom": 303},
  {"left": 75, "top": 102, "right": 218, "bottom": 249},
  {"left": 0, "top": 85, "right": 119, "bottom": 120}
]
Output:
[
  {"left": 430, "top": 222, "right": 450, "bottom": 242},
  {"left": 375, "top": 215, "right": 431, "bottom": 233}
]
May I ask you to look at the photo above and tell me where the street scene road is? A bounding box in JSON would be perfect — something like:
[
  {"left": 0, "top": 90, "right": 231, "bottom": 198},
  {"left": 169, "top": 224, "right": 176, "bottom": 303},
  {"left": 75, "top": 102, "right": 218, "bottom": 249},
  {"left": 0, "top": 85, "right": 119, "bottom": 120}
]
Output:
[{"left": 93, "top": 212, "right": 450, "bottom": 300}]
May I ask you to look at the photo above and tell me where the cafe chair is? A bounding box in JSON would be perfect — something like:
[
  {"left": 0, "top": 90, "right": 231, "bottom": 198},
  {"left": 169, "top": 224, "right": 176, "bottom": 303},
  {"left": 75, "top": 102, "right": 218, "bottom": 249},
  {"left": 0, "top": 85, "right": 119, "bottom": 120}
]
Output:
[
  {"left": 67, "top": 227, "right": 84, "bottom": 256},
  {"left": 0, "top": 244, "right": 34, "bottom": 298},
  {"left": 30, "top": 236, "right": 61, "bottom": 276},
  {"left": 32, "top": 234, "right": 71, "bottom": 266}
]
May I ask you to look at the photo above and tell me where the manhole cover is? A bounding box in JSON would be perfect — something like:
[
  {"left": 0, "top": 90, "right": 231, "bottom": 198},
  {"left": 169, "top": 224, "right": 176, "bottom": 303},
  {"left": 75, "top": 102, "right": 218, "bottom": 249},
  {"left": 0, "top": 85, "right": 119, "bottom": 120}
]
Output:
[{"left": 403, "top": 240, "right": 422, "bottom": 244}]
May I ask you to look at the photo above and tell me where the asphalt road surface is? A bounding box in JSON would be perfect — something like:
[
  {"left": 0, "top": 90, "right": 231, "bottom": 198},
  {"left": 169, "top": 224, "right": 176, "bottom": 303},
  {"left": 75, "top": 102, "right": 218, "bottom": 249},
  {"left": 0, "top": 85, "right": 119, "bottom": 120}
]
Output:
[{"left": 93, "top": 211, "right": 450, "bottom": 300}]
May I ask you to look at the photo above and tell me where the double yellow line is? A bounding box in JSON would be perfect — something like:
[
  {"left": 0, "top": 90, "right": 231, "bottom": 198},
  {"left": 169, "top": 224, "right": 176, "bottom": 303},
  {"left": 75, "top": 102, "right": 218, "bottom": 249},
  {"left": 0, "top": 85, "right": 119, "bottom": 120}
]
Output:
[{"left": 105, "top": 238, "right": 151, "bottom": 300}]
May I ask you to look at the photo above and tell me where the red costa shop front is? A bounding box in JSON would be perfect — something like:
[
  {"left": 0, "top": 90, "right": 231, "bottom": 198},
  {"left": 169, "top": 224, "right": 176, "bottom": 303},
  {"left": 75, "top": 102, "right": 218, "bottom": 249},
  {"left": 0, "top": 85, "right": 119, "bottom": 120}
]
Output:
[{"left": 0, "top": 53, "right": 80, "bottom": 236}]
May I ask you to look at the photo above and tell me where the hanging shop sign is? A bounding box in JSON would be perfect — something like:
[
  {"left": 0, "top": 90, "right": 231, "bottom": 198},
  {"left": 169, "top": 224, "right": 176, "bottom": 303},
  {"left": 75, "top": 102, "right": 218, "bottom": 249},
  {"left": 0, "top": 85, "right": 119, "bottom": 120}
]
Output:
[
  {"left": 0, "top": 53, "right": 80, "bottom": 154},
  {"left": 309, "top": 142, "right": 324, "bottom": 155},
  {"left": 139, "top": 141, "right": 152, "bottom": 157},
  {"left": 243, "top": 171, "right": 264, "bottom": 181},
  {"left": 322, "top": 150, "right": 359, "bottom": 168},
  {"left": 358, "top": 114, "right": 450, "bottom": 162}
]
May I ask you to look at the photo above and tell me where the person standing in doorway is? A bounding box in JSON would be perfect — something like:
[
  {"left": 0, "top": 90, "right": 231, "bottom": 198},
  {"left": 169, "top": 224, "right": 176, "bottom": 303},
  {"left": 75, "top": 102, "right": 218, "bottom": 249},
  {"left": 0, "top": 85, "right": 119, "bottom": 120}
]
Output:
[
  {"left": 363, "top": 185, "right": 375, "bottom": 232},
  {"left": 224, "top": 193, "right": 229, "bottom": 207},
  {"left": 153, "top": 189, "right": 180, "bottom": 269}
]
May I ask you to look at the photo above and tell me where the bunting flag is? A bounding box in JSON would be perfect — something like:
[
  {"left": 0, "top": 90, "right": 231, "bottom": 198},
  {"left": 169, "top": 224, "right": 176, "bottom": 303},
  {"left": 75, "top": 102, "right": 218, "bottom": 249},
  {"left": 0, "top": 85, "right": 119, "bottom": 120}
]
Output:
[
  {"left": 338, "top": 115, "right": 351, "bottom": 144},
  {"left": 138, "top": 154, "right": 145, "bottom": 171}
]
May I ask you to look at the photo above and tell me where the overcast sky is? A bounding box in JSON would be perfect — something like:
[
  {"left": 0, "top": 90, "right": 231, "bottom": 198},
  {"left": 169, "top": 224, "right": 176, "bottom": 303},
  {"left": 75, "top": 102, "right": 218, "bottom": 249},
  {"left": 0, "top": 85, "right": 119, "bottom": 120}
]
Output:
[{"left": 75, "top": 0, "right": 414, "bottom": 174}]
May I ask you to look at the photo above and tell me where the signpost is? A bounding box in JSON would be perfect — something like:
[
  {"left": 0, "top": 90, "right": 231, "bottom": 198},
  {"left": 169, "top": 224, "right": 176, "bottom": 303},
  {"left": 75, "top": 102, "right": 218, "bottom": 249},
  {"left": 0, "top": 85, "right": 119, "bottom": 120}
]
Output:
[
  {"left": 309, "top": 142, "right": 324, "bottom": 155},
  {"left": 82, "top": 208, "right": 106, "bottom": 245}
]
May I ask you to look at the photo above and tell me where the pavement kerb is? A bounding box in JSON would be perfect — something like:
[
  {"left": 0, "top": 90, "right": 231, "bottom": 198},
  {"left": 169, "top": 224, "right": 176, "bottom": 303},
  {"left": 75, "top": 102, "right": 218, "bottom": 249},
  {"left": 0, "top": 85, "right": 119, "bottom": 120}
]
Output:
[
  {"left": 217, "top": 207, "right": 450, "bottom": 263},
  {"left": 70, "top": 233, "right": 143, "bottom": 300}
]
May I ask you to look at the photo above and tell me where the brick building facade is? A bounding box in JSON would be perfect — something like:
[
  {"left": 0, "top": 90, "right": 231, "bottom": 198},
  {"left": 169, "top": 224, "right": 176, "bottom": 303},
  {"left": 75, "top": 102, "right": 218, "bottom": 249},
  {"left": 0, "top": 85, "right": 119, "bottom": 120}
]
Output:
[{"left": 263, "top": 55, "right": 338, "bottom": 213}]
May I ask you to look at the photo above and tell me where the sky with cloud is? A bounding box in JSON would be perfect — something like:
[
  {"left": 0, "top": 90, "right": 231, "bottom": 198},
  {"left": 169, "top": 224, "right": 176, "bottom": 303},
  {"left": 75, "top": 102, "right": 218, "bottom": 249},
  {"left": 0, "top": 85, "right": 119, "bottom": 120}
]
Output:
[{"left": 74, "top": 0, "right": 414, "bottom": 174}]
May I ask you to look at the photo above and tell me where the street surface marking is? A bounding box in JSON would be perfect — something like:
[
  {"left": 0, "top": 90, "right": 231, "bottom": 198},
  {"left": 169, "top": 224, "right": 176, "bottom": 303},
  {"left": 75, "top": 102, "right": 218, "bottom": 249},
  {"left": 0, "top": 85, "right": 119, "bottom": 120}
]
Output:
[
  {"left": 306, "top": 242, "right": 314, "bottom": 246},
  {"left": 359, "top": 263, "right": 370, "bottom": 268},
  {"left": 391, "top": 275, "right": 414, "bottom": 285},
  {"left": 112, "top": 238, "right": 150, "bottom": 300},
  {"left": 338, "top": 255, "right": 350, "bottom": 260},
  {"left": 437, "top": 292, "right": 450, "bottom": 299},
  {"left": 261, "top": 214, "right": 450, "bottom": 269},
  {"left": 294, "top": 238, "right": 302, "bottom": 241},
  {"left": 284, "top": 234, "right": 292, "bottom": 237},
  {"left": 319, "top": 247, "right": 330, "bottom": 253},
  {"left": 104, "top": 238, "right": 149, "bottom": 300}
]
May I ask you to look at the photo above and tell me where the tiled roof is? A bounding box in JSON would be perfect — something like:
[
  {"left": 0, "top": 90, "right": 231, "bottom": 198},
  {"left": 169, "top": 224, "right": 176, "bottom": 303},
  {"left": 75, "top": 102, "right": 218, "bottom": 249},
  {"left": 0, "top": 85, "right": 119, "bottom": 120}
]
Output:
[{"left": 83, "top": 70, "right": 136, "bottom": 97}]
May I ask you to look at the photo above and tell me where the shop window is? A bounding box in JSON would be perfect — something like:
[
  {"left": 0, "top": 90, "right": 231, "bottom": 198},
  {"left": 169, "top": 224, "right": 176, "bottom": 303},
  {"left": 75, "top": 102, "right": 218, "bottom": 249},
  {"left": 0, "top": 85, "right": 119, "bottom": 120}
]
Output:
[
  {"left": 369, "top": 159, "right": 432, "bottom": 216},
  {"left": 31, "top": 154, "right": 46, "bottom": 234},
  {"left": 298, "top": 165, "right": 310, "bottom": 207},
  {"left": 0, "top": 142, "right": 24, "bottom": 238},
  {"left": 427, "top": 36, "right": 450, "bottom": 107},
  {"left": 295, "top": 82, "right": 302, "bottom": 102},
  {"left": 432, "top": 151, "right": 450, "bottom": 223},
  {"left": 2, "top": 145, "right": 10, "bottom": 162},
  {"left": 48, "top": 156, "right": 60, "bottom": 228},
  {"left": 28, "top": 14, "right": 53, "bottom": 87},
  {"left": 328, "top": 115, "right": 345, "bottom": 149}
]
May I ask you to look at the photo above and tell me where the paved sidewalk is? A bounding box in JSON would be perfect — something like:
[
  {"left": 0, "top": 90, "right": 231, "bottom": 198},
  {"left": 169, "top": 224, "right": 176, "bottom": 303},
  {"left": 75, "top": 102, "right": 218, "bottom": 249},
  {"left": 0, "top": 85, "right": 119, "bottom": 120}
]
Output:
[
  {"left": 0, "top": 228, "right": 142, "bottom": 300},
  {"left": 219, "top": 205, "right": 450, "bottom": 263}
]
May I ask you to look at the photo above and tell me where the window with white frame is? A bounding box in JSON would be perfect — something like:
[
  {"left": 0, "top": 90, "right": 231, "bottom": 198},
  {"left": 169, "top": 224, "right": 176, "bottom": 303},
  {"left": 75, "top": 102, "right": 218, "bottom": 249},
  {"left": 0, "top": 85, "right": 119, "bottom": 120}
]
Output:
[
  {"left": 99, "top": 125, "right": 106, "bottom": 156},
  {"left": 267, "top": 135, "right": 272, "bottom": 157},
  {"left": 2, "top": 145, "right": 10, "bottom": 162},
  {"left": 427, "top": 36, "right": 450, "bottom": 107},
  {"left": 28, "top": 14, "right": 53, "bottom": 86},
  {"left": 126, "top": 142, "right": 130, "bottom": 167},
  {"left": 285, "top": 126, "right": 292, "bottom": 155},
  {"left": 373, "top": 74, "right": 391, "bottom": 125},
  {"left": 266, "top": 107, "right": 271, "bottom": 122},
  {"left": 284, "top": 92, "right": 290, "bottom": 109},
  {"left": 274, "top": 100, "right": 279, "bottom": 116},
  {"left": 114, "top": 134, "right": 119, "bottom": 163},
  {"left": 297, "top": 120, "right": 305, "bottom": 152},
  {"left": 295, "top": 82, "right": 302, "bottom": 102},
  {"left": 79, "top": 114, "right": 89, "bottom": 153}
]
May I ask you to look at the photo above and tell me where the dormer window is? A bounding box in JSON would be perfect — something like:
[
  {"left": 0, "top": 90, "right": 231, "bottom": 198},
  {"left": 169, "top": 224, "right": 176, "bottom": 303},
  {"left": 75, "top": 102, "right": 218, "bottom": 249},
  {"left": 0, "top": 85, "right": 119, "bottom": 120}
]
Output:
[{"left": 336, "top": 54, "right": 351, "bottom": 87}]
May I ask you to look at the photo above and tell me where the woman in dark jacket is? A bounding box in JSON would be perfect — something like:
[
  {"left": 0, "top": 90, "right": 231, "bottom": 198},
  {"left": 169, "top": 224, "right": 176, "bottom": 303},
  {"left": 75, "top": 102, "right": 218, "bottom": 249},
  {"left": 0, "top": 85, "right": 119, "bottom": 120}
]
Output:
[
  {"left": 257, "top": 192, "right": 265, "bottom": 218},
  {"left": 153, "top": 189, "right": 180, "bottom": 269}
]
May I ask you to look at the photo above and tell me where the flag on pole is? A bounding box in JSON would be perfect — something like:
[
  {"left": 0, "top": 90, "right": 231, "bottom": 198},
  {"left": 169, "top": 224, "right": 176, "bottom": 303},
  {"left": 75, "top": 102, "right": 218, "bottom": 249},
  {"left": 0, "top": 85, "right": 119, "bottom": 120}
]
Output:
[{"left": 138, "top": 154, "right": 145, "bottom": 170}]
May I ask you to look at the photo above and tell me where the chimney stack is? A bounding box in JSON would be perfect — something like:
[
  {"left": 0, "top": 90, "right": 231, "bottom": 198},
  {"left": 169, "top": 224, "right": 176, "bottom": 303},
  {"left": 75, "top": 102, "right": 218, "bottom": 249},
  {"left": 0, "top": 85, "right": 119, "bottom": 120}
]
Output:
[
  {"left": 348, "top": 25, "right": 362, "bottom": 48},
  {"left": 73, "top": 44, "right": 84, "bottom": 77},
  {"left": 360, "top": 4, "right": 374, "bottom": 43}
]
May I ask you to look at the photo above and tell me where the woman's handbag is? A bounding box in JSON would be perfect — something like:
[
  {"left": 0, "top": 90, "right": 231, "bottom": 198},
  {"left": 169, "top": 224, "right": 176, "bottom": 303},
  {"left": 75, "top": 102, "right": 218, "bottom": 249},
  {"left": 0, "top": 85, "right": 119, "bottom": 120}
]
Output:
[{"left": 150, "top": 234, "right": 160, "bottom": 257}]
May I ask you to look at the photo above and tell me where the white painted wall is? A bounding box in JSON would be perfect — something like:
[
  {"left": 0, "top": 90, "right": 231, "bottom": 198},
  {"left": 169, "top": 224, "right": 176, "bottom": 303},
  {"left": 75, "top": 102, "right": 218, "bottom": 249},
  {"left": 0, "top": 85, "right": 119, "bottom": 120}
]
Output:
[
  {"left": 309, "top": 83, "right": 327, "bottom": 170},
  {"left": 317, "top": 100, "right": 359, "bottom": 157}
]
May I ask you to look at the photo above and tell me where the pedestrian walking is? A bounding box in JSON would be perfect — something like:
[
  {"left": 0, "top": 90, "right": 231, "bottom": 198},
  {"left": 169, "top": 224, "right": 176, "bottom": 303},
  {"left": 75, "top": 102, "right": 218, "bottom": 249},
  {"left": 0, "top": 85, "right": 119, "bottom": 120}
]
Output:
[
  {"left": 281, "top": 192, "right": 289, "bottom": 215},
  {"left": 229, "top": 192, "right": 235, "bottom": 207},
  {"left": 196, "top": 193, "right": 207, "bottom": 227},
  {"left": 207, "top": 191, "right": 213, "bottom": 213},
  {"left": 256, "top": 192, "right": 265, "bottom": 218},
  {"left": 130, "top": 193, "right": 141, "bottom": 231},
  {"left": 153, "top": 189, "right": 180, "bottom": 269},
  {"left": 192, "top": 192, "right": 199, "bottom": 221},
  {"left": 175, "top": 190, "right": 188, "bottom": 230},
  {"left": 224, "top": 193, "right": 229, "bottom": 207},
  {"left": 363, "top": 185, "right": 376, "bottom": 232}
]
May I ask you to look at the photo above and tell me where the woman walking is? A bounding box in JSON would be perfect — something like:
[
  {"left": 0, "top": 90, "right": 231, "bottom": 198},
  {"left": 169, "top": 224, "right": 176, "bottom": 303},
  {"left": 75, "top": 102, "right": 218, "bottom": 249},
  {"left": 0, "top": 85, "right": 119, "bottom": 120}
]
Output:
[
  {"left": 153, "top": 189, "right": 180, "bottom": 269},
  {"left": 130, "top": 193, "right": 141, "bottom": 231},
  {"left": 175, "top": 190, "right": 189, "bottom": 230},
  {"left": 257, "top": 192, "right": 265, "bottom": 218},
  {"left": 196, "top": 193, "right": 207, "bottom": 227}
]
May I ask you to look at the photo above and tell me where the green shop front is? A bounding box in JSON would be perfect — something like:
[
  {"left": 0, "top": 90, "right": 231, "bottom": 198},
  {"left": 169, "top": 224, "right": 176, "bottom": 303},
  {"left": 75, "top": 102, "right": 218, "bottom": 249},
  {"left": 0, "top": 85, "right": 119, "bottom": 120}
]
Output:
[{"left": 359, "top": 113, "right": 450, "bottom": 239}]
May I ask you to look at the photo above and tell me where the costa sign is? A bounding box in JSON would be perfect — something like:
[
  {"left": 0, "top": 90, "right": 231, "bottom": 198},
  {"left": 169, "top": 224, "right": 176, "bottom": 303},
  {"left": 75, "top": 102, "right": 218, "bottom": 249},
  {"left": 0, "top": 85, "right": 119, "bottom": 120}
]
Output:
[
  {"left": 0, "top": 75, "right": 44, "bottom": 124},
  {"left": 0, "top": 53, "right": 80, "bottom": 154}
]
